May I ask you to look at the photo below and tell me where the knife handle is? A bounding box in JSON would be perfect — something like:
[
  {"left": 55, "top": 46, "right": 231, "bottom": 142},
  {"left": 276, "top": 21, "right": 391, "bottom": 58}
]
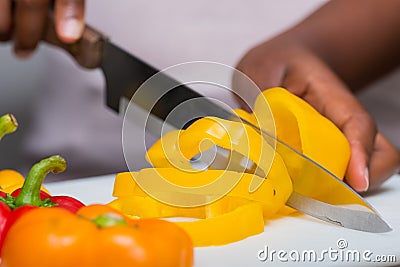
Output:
[{"left": 43, "top": 20, "right": 107, "bottom": 69}]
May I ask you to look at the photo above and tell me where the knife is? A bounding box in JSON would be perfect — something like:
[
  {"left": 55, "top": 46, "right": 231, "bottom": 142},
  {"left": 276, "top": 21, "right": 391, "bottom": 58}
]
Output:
[{"left": 44, "top": 25, "right": 391, "bottom": 233}]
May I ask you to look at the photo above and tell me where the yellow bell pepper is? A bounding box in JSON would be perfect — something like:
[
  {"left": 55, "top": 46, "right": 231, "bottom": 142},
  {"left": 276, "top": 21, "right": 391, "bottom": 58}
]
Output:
[
  {"left": 253, "top": 87, "right": 350, "bottom": 180},
  {"left": 248, "top": 88, "right": 351, "bottom": 203},
  {"left": 0, "top": 170, "right": 25, "bottom": 194},
  {"left": 0, "top": 169, "right": 49, "bottom": 195}
]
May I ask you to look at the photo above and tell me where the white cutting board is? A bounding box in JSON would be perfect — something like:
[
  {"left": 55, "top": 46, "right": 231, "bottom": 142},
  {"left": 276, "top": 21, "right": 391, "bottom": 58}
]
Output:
[{"left": 45, "top": 175, "right": 400, "bottom": 267}]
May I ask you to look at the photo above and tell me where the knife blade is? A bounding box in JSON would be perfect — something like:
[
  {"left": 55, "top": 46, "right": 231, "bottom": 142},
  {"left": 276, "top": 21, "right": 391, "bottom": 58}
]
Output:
[
  {"left": 204, "top": 146, "right": 392, "bottom": 233},
  {"left": 45, "top": 25, "right": 391, "bottom": 233}
]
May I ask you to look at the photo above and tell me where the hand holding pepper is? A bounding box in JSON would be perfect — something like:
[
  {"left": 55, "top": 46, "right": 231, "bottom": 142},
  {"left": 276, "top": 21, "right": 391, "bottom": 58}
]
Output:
[{"left": 235, "top": 0, "right": 400, "bottom": 192}]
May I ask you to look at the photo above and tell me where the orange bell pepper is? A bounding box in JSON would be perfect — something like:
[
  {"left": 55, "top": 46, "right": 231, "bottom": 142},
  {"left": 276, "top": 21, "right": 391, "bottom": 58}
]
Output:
[{"left": 1, "top": 205, "right": 194, "bottom": 267}]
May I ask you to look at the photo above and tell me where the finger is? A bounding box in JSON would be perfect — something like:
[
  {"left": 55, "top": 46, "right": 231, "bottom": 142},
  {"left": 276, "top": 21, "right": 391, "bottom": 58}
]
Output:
[
  {"left": 54, "top": 0, "right": 84, "bottom": 43},
  {"left": 283, "top": 63, "right": 376, "bottom": 192},
  {"left": 0, "top": 0, "right": 12, "bottom": 41},
  {"left": 344, "top": 135, "right": 371, "bottom": 192},
  {"left": 339, "top": 101, "right": 376, "bottom": 192},
  {"left": 368, "top": 133, "right": 400, "bottom": 191},
  {"left": 235, "top": 50, "right": 286, "bottom": 90},
  {"left": 234, "top": 46, "right": 287, "bottom": 111},
  {"left": 14, "top": 0, "right": 50, "bottom": 57}
]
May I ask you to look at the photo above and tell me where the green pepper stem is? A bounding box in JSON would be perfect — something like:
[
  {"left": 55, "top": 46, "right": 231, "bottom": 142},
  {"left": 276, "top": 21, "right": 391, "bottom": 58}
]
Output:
[
  {"left": 15, "top": 155, "right": 66, "bottom": 208},
  {"left": 0, "top": 114, "right": 18, "bottom": 141},
  {"left": 92, "top": 213, "right": 127, "bottom": 228}
]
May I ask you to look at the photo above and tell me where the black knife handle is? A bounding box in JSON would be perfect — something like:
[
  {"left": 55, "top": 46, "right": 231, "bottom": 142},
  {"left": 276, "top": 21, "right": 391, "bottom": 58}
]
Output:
[{"left": 43, "top": 20, "right": 107, "bottom": 69}]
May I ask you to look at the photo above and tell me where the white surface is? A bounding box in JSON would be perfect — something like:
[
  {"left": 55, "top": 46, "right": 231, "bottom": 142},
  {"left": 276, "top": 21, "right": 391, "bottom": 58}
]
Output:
[{"left": 45, "top": 174, "right": 400, "bottom": 267}]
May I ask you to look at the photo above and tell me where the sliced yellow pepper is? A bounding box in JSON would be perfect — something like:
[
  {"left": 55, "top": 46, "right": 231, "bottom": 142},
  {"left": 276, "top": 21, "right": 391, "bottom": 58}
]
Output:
[
  {"left": 146, "top": 116, "right": 288, "bottom": 196},
  {"left": 110, "top": 87, "right": 351, "bottom": 247},
  {"left": 109, "top": 194, "right": 264, "bottom": 247},
  {"left": 113, "top": 165, "right": 290, "bottom": 219},
  {"left": 112, "top": 116, "right": 292, "bottom": 246},
  {"left": 140, "top": 116, "right": 291, "bottom": 215},
  {"left": 175, "top": 198, "right": 264, "bottom": 247},
  {"left": 109, "top": 194, "right": 206, "bottom": 219}
]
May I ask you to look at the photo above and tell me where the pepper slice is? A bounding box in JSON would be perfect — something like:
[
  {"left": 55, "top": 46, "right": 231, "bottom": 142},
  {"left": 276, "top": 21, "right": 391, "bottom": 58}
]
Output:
[
  {"left": 113, "top": 167, "right": 290, "bottom": 219},
  {"left": 112, "top": 116, "right": 292, "bottom": 246},
  {"left": 109, "top": 195, "right": 264, "bottom": 247},
  {"left": 146, "top": 116, "right": 289, "bottom": 199}
]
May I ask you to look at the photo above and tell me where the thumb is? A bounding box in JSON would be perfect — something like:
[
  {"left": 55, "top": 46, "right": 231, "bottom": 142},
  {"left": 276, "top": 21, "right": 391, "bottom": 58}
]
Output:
[
  {"left": 345, "top": 140, "right": 370, "bottom": 192},
  {"left": 54, "top": 0, "right": 85, "bottom": 43}
]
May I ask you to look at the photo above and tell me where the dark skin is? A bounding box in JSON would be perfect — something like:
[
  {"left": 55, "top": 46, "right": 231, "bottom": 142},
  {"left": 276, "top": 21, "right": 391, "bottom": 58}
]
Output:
[
  {"left": 0, "top": 0, "right": 85, "bottom": 57},
  {"left": 236, "top": 0, "right": 400, "bottom": 192}
]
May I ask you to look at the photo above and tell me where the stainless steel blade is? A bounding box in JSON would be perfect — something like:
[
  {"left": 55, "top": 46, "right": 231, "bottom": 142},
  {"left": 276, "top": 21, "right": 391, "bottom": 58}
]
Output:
[
  {"left": 286, "top": 192, "right": 392, "bottom": 233},
  {"left": 203, "top": 146, "right": 392, "bottom": 233}
]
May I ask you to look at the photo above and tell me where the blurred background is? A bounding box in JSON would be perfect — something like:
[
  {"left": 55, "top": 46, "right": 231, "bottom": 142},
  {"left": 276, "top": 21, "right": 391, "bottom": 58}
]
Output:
[{"left": 0, "top": 0, "right": 399, "bottom": 179}]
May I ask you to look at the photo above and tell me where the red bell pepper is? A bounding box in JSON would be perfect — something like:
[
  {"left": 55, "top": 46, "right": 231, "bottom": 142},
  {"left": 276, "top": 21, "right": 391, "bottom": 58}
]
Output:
[{"left": 0, "top": 155, "right": 85, "bottom": 253}]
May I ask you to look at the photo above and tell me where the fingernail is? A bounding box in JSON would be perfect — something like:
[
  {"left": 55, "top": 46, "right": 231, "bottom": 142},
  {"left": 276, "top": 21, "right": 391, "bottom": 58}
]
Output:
[
  {"left": 15, "top": 49, "right": 33, "bottom": 59},
  {"left": 61, "top": 18, "right": 82, "bottom": 40},
  {"left": 361, "top": 167, "right": 370, "bottom": 192}
]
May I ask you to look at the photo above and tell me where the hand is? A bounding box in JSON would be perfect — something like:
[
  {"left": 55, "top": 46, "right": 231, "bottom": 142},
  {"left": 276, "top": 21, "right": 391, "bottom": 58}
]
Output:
[
  {"left": 0, "top": 0, "right": 85, "bottom": 58},
  {"left": 235, "top": 35, "right": 400, "bottom": 192}
]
